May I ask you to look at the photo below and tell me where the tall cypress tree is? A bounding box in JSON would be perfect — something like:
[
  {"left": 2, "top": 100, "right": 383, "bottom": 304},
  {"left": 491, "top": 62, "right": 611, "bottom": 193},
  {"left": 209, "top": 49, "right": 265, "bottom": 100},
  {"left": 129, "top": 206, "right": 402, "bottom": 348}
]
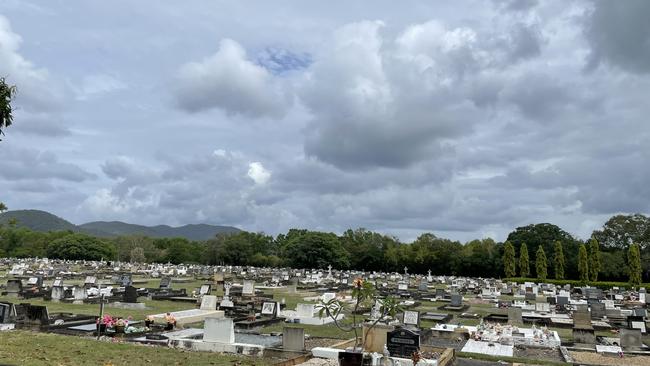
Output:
[
  {"left": 628, "top": 243, "right": 642, "bottom": 286},
  {"left": 578, "top": 243, "right": 589, "bottom": 283},
  {"left": 519, "top": 243, "right": 530, "bottom": 278},
  {"left": 553, "top": 241, "right": 565, "bottom": 280},
  {"left": 588, "top": 238, "right": 601, "bottom": 282},
  {"left": 536, "top": 245, "right": 547, "bottom": 280},
  {"left": 503, "top": 241, "right": 516, "bottom": 278}
]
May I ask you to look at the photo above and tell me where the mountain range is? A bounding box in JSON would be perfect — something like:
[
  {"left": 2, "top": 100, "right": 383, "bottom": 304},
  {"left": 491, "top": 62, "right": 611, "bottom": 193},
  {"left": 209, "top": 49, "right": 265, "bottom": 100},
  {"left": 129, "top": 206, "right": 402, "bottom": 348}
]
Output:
[{"left": 0, "top": 209, "right": 241, "bottom": 241}]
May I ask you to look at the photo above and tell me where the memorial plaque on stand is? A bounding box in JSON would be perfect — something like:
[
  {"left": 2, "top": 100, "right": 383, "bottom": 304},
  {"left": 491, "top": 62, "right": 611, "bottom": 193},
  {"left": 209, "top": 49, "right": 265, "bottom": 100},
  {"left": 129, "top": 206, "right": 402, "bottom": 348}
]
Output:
[{"left": 387, "top": 328, "right": 420, "bottom": 358}]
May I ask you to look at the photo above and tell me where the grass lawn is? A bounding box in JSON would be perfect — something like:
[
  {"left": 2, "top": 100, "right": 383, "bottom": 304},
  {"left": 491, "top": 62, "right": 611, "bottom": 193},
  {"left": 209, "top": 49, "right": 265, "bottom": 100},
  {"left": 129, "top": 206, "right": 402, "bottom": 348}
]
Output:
[{"left": 0, "top": 330, "right": 268, "bottom": 366}]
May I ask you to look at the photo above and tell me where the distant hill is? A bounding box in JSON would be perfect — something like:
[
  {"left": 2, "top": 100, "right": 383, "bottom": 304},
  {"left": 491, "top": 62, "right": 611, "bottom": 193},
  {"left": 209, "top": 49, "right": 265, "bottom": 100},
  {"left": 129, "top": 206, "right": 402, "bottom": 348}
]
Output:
[
  {"left": 0, "top": 209, "right": 241, "bottom": 240},
  {"left": 0, "top": 209, "right": 79, "bottom": 233},
  {"left": 79, "top": 221, "right": 241, "bottom": 241}
]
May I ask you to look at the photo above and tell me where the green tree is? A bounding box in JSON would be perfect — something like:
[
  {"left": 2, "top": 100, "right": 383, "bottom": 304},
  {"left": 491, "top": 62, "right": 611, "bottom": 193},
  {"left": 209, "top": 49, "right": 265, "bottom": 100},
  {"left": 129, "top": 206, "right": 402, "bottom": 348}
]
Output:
[
  {"left": 592, "top": 214, "right": 650, "bottom": 250},
  {"left": 281, "top": 230, "right": 350, "bottom": 269},
  {"left": 503, "top": 241, "right": 516, "bottom": 278},
  {"left": 578, "top": 243, "right": 589, "bottom": 283},
  {"left": 0, "top": 77, "right": 16, "bottom": 140},
  {"left": 130, "top": 247, "right": 146, "bottom": 263},
  {"left": 588, "top": 238, "right": 601, "bottom": 281},
  {"left": 0, "top": 202, "right": 7, "bottom": 213},
  {"left": 553, "top": 241, "right": 565, "bottom": 280},
  {"left": 506, "top": 223, "right": 581, "bottom": 279},
  {"left": 536, "top": 245, "right": 547, "bottom": 280},
  {"left": 628, "top": 243, "right": 642, "bottom": 286},
  {"left": 519, "top": 243, "right": 530, "bottom": 277},
  {"left": 47, "top": 233, "right": 116, "bottom": 261}
]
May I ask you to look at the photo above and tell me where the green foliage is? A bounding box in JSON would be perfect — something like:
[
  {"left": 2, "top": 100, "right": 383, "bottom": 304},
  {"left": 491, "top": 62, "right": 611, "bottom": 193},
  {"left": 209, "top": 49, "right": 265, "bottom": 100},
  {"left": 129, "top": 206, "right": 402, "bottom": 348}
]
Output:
[
  {"left": 503, "top": 241, "right": 516, "bottom": 278},
  {"left": 0, "top": 77, "right": 16, "bottom": 140},
  {"left": 519, "top": 243, "right": 530, "bottom": 277},
  {"left": 535, "top": 245, "right": 547, "bottom": 280},
  {"left": 506, "top": 223, "right": 581, "bottom": 280},
  {"left": 0, "top": 202, "right": 7, "bottom": 213},
  {"left": 280, "top": 230, "right": 350, "bottom": 269},
  {"left": 207, "top": 231, "right": 276, "bottom": 266},
  {"left": 553, "top": 241, "right": 565, "bottom": 280},
  {"left": 341, "top": 228, "right": 397, "bottom": 271},
  {"left": 47, "top": 233, "right": 116, "bottom": 261},
  {"left": 628, "top": 243, "right": 642, "bottom": 286},
  {"left": 588, "top": 238, "right": 601, "bottom": 281},
  {"left": 592, "top": 214, "right": 650, "bottom": 249},
  {"left": 578, "top": 244, "right": 589, "bottom": 283}
]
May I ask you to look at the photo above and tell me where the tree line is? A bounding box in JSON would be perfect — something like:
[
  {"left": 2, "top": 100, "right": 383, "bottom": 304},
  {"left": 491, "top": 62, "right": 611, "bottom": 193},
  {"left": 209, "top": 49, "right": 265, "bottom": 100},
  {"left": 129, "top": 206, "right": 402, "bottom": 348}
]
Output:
[{"left": 0, "top": 214, "right": 648, "bottom": 284}]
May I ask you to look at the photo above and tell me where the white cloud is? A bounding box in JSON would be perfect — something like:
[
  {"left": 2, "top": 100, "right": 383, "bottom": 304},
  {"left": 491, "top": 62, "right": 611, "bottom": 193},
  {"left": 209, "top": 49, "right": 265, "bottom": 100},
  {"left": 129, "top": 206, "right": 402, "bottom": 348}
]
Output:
[
  {"left": 174, "top": 39, "right": 292, "bottom": 118},
  {"left": 247, "top": 162, "right": 271, "bottom": 185}
]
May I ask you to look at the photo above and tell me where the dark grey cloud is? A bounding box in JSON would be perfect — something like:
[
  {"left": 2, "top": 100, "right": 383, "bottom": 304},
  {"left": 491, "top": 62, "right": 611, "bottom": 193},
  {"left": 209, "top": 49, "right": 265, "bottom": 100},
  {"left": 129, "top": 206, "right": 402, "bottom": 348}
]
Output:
[
  {"left": 0, "top": 146, "right": 95, "bottom": 182},
  {"left": 493, "top": 0, "right": 539, "bottom": 12},
  {"left": 11, "top": 112, "right": 71, "bottom": 137},
  {"left": 585, "top": 0, "right": 650, "bottom": 73}
]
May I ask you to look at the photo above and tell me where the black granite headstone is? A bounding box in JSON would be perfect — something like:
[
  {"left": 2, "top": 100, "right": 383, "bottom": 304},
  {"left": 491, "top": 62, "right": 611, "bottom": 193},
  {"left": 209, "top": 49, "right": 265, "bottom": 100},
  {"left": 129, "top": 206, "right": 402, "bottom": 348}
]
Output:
[
  {"left": 159, "top": 277, "right": 172, "bottom": 290},
  {"left": 387, "top": 328, "right": 420, "bottom": 358},
  {"left": 124, "top": 286, "right": 138, "bottom": 303}
]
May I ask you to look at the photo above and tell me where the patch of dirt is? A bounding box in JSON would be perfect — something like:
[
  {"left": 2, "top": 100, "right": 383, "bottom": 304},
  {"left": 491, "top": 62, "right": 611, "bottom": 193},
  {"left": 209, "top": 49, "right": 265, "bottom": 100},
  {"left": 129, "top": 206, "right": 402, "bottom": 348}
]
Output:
[
  {"left": 513, "top": 345, "right": 564, "bottom": 363},
  {"left": 306, "top": 338, "right": 343, "bottom": 350},
  {"left": 570, "top": 351, "right": 650, "bottom": 366}
]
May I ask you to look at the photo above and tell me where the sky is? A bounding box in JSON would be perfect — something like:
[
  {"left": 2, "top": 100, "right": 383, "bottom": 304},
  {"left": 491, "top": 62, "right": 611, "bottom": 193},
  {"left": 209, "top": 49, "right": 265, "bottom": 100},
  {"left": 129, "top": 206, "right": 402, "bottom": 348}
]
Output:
[{"left": 0, "top": 0, "right": 649, "bottom": 243}]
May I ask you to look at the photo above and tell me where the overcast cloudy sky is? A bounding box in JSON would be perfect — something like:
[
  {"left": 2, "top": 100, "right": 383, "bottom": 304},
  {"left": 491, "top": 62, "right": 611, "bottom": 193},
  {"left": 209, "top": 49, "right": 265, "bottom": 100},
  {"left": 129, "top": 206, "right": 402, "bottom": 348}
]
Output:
[{"left": 1, "top": 0, "right": 649, "bottom": 242}]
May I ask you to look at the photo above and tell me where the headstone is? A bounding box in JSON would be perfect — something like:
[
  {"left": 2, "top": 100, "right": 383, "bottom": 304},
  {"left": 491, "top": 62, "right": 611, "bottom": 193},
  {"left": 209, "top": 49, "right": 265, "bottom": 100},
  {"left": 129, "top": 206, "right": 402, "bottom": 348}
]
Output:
[
  {"left": 508, "top": 307, "right": 523, "bottom": 326},
  {"left": 123, "top": 286, "right": 138, "bottom": 303},
  {"left": 51, "top": 286, "right": 64, "bottom": 301},
  {"left": 535, "top": 302, "right": 550, "bottom": 313},
  {"left": 525, "top": 292, "right": 536, "bottom": 301},
  {"left": 321, "top": 292, "right": 336, "bottom": 303},
  {"left": 418, "top": 280, "right": 428, "bottom": 292},
  {"left": 119, "top": 274, "right": 132, "bottom": 287},
  {"left": 397, "top": 282, "right": 408, "bottom": 291},
  {"left": 557, "top": 296, "right": 569, "bottom": 306},
  {"left": 283, "top": 327, "right": 305, "bottom": 351},
  {"left": 620, "top": 328, "right": 642, "bottom": 350},
  {"left": 403, "top": 311, "right": 420, "bottom": 327},
  {"left": 435, "top": 288, "right": 445, "bottom": 299},
  {"left": 5, "top": 280, "right": 22, "bottom": 296},
  {"left": 159, "top": 277, "right": 172, "bottom": 290},
  {"left": 261, "top": 302, "right": 277, "bottom": 317},
  {"left": 242, "top": 280, "right": 255, "bottom": 296},
  {"left": 203, "top": 317, "right": 235, "bottom": 343},
  {"left": 387, "top": 328, "right": 420, "bottom": 358},
  {"left": 296, "top": 303, "right": 315, "bottom": 318},
  {"left": 72, "top": 286, "right": 87, "bottom": 303},
  {"left": 200, "top": 295, "right": 218, "bottom": 310},
  {"left": 450, "top": 294, "right": 463, "bottom": 307},
  {"left": 0, "top": 303, "right": 10, "bottom": 323},
  {"left": 84, "top": 276, "right": 96, "bottom": 286},
  {"left": 573, "top": 310, "right": 592, "bottom": 329},
  {"left": 199, "top": 284, "right": 212, "bottom": 295},
  {"left": 52, "top": 279, "right": 63, "bottom": 287},
  {"left": 591, "top": 303, "right": 606, "bottom": 319}
]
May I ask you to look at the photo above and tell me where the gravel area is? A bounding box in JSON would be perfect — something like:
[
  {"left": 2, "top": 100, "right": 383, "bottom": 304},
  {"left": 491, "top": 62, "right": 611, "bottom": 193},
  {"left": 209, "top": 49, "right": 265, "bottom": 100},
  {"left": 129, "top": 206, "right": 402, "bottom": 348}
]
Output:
[
  {"left": 306, "top": 338, "right": 343, "bottom": 350},
  {"left": 570, "top": 351, "right": 650, "bottom": 366},
  {"left": 513, "top": 346, "right": 564, "bottom": 363},
  {"left": 297, "top": 358, "right": 339, "bottom": 366}
]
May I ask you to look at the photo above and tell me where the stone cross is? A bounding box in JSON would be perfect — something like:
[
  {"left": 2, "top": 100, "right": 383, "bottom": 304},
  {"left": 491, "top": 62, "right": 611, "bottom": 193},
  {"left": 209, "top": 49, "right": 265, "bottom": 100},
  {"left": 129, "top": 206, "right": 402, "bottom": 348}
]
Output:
[
  {"left": 404, "top": 267, "right": 408, "bottom": 275},
  {"left": 427, "top": 270, "right": 432, "bottom": 277},
  {"left": 224, "top": 282, "right": 232, "bottom": 297}
]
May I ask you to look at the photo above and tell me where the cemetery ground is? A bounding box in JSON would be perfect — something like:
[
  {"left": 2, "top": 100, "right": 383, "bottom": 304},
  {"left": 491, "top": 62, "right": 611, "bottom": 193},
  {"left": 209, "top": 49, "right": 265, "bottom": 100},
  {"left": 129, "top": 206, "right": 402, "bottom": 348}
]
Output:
[
  {"left": 3, "top": 267, "right": 650, "bottom": 366},
  {"left": 0, "top": 329, "right": 266, "bottom": 366}
]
